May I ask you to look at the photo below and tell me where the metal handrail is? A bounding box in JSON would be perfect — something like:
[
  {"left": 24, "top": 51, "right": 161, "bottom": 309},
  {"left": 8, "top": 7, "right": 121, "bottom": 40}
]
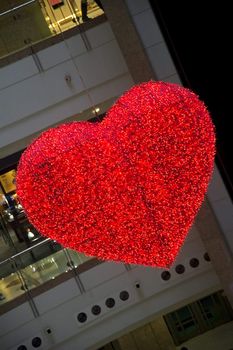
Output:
[
  {"left": 0, "top": 237, "right": 51, "bottom": 266},
  {"left": 0, "top": 0, "right": 37, "bottom": 17}
]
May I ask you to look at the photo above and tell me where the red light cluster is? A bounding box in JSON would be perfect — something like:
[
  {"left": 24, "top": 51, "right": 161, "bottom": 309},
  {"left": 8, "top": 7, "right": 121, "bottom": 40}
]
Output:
[{"left": 16, "top": 81, "right": 215, "bottom": 267}]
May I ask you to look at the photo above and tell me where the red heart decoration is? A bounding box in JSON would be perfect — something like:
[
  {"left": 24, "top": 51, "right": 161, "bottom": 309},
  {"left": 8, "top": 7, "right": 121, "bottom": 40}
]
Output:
[{"left": 16, "top": 81, "right": 215, "bottom": 267}]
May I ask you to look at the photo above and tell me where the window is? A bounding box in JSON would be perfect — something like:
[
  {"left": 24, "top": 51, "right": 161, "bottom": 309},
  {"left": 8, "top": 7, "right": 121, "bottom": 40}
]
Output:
[
  {"left": 198, "top": 293, "right": 233, "bottom": 329},
  {"left": 165, "top": 305, "right": 200, "bottom": 344},
  {"left": 164, "top": 291, "right": 233, "bottom": 345}
]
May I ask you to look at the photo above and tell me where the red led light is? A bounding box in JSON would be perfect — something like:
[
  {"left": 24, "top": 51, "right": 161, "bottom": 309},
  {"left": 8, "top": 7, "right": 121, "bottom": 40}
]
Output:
[{"left": 16, "top": 81, "right": 215, "bottom": 267}]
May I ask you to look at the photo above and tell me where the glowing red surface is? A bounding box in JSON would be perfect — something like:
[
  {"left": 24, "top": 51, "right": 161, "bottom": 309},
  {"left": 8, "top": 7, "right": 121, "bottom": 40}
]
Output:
[{"left": 16, "top": 81, "right": 215, "bottom": 267}]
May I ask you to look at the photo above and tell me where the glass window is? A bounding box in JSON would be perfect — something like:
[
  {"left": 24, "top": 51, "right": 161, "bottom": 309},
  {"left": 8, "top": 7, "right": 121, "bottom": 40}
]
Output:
[
  {"left": 198, "top": 293, "right": 233, "bottom": 329},
  {"left": 164, "top": 291, "right": 233, "bottom": 345},
  {"left": 165, "top": 306, "right": 200, "bottom": 344},
  {"left": 0, "top": 0, "right": 104, "bottom": 59}
]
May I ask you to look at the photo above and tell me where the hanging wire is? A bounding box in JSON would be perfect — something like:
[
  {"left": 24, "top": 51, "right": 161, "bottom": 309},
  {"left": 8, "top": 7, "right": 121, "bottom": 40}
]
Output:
[
  {"left": 61, "top": 21, "right": 101, "bottom": 121},
  {"left": 42, "top": 0, "right": 102, "bottom": 122}
]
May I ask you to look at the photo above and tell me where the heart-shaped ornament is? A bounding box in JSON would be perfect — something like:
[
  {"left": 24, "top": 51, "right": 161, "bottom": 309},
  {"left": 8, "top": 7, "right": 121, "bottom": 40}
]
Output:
[{"left": 16, "top": 81, "right": 215, "bottom": 267}]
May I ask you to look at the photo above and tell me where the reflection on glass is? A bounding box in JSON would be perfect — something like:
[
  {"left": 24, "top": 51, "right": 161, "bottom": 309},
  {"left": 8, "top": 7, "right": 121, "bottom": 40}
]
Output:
[
  {"left": 66, "top": 248, "right": 91, "bottom": 268},
  {"left": 0, "top": 0, "right": 104, "bottom": 59},
  {"left": 0, "top": 260, "right": 26, "bottom": 304},
  {"left": 0, "top": 1, "right": 51, "bottom": 57},
  {"left": 0, "top": 240, "right": 92, "bottom": 305}
]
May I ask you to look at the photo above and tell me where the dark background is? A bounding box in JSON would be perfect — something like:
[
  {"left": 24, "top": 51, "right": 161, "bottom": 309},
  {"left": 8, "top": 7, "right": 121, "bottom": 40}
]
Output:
[{"left": 149, "top": 1, "right": 232, "bottom": 198}]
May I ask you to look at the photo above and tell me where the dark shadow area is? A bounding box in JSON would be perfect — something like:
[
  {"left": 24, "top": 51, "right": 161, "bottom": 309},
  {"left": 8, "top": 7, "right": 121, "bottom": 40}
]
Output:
[{"left": 150, "top": 0, "right": 232, "bottom": 199}]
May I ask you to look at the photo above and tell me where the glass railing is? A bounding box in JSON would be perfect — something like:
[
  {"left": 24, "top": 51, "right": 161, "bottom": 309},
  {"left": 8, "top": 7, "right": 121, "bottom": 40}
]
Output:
[
  {"left": 0, "top": 0, "right": 104, "bottom": 59},
  {"left": 0, "top": 237, "right": 91, "bottom": 305}
]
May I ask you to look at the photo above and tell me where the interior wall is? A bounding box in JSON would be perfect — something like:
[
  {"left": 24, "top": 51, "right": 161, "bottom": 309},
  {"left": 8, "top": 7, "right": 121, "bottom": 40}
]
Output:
[
  {"left": 0, "top": 225, "right": 221, "bottom": 349},
  {"left": 117, "top": 317, "right": 175, "bottom": 350},
  {"left": 0, "top": 21, "right": 133, "bottom": 155}
]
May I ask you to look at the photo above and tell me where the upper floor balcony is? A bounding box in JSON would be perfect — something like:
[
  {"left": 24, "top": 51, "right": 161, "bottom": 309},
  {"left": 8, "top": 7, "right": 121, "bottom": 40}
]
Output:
[{"left": 0, "top": 0, "right": 104, "bottom": 63}]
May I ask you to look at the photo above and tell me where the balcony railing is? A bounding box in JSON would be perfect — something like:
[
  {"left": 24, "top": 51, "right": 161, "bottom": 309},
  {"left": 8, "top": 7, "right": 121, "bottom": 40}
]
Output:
[
  {"left": 0, "top": 0, "right": 104, "bottom": 60},
  {"left": 0, "top": 235, "right": 92, "bottom": 308}
]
